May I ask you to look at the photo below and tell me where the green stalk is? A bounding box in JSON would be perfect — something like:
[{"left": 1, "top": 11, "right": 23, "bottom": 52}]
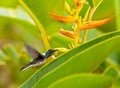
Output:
[
  {"left": 82, "top": 29, "right": 88, "bottom": 43},
  {"left": 82, "top": 7, "right": 91, "bottom": 43},
  {"left": 82, "top": 0, "right": 103, "bottom": 43},
  {"left": 18, "top": 0, "right": 50, "bottom": 51}
]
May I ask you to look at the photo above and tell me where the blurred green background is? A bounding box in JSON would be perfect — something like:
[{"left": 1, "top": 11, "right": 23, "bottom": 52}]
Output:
[
  {"left": 0, "top": 0, "right": 120, "bottom": 88},
  {"left": 0, "top": 0, "right": 45, "bottom": 88}
]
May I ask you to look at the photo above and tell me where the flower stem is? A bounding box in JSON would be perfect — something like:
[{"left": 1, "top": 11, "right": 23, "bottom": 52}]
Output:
[
  {"left": 74, "top": 34, "right": 79, "bottom": 47},
  {"left": 82, "top": 30, "right": 88, "bottom": 43}
]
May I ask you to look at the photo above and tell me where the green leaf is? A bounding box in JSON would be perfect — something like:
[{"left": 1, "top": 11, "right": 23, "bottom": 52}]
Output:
[
  {"left": 34, "top": 32, "right": 120, "bottom": 88},
  {"left": 18, "top": 0, "right": 65, "bottom": 50},
  {"left": 103, "top": 66, "right": 118, "bottom": 78},
  {"left": 0, "top": 8, "right": 45, "bottom": 51},
  {"left": 115, "top": 0, "right": 120, "bottom": 30},
  {"left": 4, "top": 44, "right": 19, "bottom": 63},
  {"left": 0, "top": 7, "right": 34, "bottom": 23},
  {"left": 113, "top": 77, "right": 120, "bottom": 88},
  {"left": 0, "top": 49, "right": 6, "bottom": 61},
  {"left": 87, "top": 0, "right": 94, "bottom": 8},
  {"left": 93, "top": 0, "right": 102, "bottom": 6},
  {"left": 0, "top": 0, "right": 18, "bottom": 8},
  {"left": 93, "top": 0, "right": 116, "bottom": 32},
  {"left": 65, "top": 0, "right": 75, "bottom": 10},
  {"left": 48, "top": 74, "right": 113, "bottom": 88},
  {"left": 18, "top": 0, "right": 65, "bottom": 36},
  {"left": 20, "top": 31, "right": 120, "bottom": 88},
  {"left": 49, "top": 33, "right": 73, "bottom": 48}
]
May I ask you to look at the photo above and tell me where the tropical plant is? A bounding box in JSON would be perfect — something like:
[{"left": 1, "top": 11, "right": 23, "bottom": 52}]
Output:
[{"left": 0, "top": 0, "right": 120, "bottom": 88}]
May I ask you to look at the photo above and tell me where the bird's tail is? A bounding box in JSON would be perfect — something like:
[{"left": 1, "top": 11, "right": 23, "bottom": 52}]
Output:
[{"left": 20, "top": 63, "right": 32, "bottom": 71}]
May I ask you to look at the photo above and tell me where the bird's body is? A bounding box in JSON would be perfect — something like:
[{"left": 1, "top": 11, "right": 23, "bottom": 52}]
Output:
[{"left": 20, "top": 44, "right": 57, "bottom": 71}]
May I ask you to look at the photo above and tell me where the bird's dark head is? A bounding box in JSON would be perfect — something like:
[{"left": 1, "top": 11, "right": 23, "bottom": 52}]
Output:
[{"left": 45, "top": 49, "right": 57, "bottom": 58}]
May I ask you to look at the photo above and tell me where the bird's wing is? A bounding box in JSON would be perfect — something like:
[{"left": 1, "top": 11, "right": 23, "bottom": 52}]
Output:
[{"left": 25, "top": 44, "right": 43, "bottom": 59}]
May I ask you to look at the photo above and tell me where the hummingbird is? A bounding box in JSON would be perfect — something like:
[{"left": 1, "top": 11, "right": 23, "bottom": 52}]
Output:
[{"left": 20, "top": 44, "right": 57, "bottom": 71}]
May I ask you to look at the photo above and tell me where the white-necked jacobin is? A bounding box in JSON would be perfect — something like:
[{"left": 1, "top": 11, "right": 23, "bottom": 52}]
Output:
[{"left": 20, "top": 44, "right": 57, "bottom": 71}]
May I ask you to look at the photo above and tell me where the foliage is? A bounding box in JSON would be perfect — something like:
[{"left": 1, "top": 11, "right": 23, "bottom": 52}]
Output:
[{"left": 0, "top": 0, "right": 120, "bottom": 88}]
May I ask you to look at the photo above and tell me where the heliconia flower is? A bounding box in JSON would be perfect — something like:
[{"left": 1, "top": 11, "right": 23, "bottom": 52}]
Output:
[
  {"left": 78, "top": 17, "right": 111, "bottom": 30},
  {"left": 75, "top": 0, "right": 86, "bottom": 16},
  {"left": 49, "top": 14, "right": 76, "bottom": 23},
  {"left": 75, "top": 0, "right": 82, "bottom": 7},
  {"left": 60, "top": 29, "right": 75, "bottom": 38}
]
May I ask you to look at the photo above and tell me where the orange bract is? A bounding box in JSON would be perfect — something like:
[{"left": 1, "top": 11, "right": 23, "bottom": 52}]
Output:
[
  {"left": 49, "top": 14, "right": 76, "bottom": 23},
  {"left": 60, "top": 29, "right": 75, "bottom": 38},
  {"left": 78, "top": 17, "right": 111, "bottom": 30},
  {"left": 75, "top": 0, "right": 82, "bottom": 7}
]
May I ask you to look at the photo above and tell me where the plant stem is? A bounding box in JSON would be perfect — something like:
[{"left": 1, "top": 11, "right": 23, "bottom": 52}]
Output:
[
  {"left": 74, "top": 33, "right": 79, "bottom": 47},
  {"left": 18, "top": 0, "right": 50, "bottom": 51},
  {"left": 81, "top": 0, "right": 103, "bottom": 44},
  {"left": 73, "top": 21, "right": 81, "bottom": 47},
  {"left": 82, "top": 30, "right": 88, "bottom": 43},
  {"left": 81, "top": 7, "right": 91, "bottom": 44}
]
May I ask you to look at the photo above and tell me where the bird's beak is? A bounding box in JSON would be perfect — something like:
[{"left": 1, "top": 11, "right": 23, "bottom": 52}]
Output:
[{"left": 53, "top": 49, "right": 58, "bottom": 52}]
